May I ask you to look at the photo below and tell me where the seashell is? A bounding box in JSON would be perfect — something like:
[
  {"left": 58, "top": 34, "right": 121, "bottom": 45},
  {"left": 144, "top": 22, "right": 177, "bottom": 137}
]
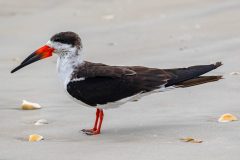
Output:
[
  {"left": 102, "top": 14, "right": 115, "bottom": 20},
  {"left": 218, "top": 113, "right": 238, "bottom": 122},
  {"left": 34, "top": 119, "right": 48, "bottom": 125},
  {"left": 28, "top": 134, "right": 44, "bottom": 142},
  {"left": 21, "top": 100, "right": 42, "bottom": 110},
  {"left": 180, "top": 137, "right": 203, "bottom": 143},
  {"left": 230, "top": 72, "right": 240, "bottom": 75}
]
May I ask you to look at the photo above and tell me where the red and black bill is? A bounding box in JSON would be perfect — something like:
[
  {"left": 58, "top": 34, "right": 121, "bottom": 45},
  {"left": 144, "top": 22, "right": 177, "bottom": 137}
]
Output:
[{"left": 11, "top": 45, "right": 54, "bottom": 73}]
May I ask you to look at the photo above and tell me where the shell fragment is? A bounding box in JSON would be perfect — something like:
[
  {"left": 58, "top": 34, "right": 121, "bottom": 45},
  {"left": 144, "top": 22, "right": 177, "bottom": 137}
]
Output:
[
  {"left": 230, "top": 72, "right": 240, "bottom": 75},
  {"left": 102, "top": 14, "right": 115, "bottom": 20},
  {"left": 180, "top": 137, "right": 203, "bottom": 143},
  {"left": 28, "top": 134, "right": 44, "bottom": 142},
  {"left": 34, "top": 119, "right": 48, "bottom": 125},
  {"left": 21, "top": 100, "right": 42, "bottom": 110},
  {"left": 218, "top": 113, "right": 238, "bottom": 122}
]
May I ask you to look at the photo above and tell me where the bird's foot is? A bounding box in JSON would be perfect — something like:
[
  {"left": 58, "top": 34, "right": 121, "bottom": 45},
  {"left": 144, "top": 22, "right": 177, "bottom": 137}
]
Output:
[
  {"left": 85, "top": 130, "right": 100, "bottom": 136},
  {"left": 81, "top": 108, "right": 103, "bottom": 136},
  {"left": 81, "top": 128, "right": 96, "bottom": 133},
  {"left": 81, "top": 128, "right": 100, "bottom": 135}
]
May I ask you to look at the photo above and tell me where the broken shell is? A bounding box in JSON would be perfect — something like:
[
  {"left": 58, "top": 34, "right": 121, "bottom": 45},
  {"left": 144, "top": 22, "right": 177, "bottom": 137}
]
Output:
[
  {"left": 218, "top": 113, "right": 238, "bottom": 122},
  {"left": 34, "top": 119, "right": 48, "bottom": 125},
  {"left": 102, "top": 14, "right": 115, "bottom": 20},
  {"left": 180, "top": 137, "right": 194, "bottom": 142},
  {"left": 230, "top": 72, "right": 240, "bottom": 75},
  {"left": 28, "top": 134, "right": 44, "bottom": 142},
  {"left": 180, "top": 137, "right": 203, "bottom": 143},
  {"left": 21, "top": 100, "right": 42, "bottom": 110}
]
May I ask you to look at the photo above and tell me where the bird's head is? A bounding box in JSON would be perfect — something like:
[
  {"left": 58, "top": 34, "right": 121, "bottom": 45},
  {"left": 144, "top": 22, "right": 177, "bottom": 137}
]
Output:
[{"left": 11, "top": 31, "right": 82, "bottom": 73}]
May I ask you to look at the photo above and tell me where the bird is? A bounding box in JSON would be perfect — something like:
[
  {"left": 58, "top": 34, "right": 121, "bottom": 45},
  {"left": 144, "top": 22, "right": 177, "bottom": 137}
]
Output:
[{"left": 11, "top": 31, "right": 222, "bottom": 135}]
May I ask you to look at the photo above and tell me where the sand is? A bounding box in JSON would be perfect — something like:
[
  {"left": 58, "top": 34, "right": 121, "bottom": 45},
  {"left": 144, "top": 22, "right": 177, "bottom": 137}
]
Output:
[{"left": 1, "top": 0, "right": 240, "bottom": 159}]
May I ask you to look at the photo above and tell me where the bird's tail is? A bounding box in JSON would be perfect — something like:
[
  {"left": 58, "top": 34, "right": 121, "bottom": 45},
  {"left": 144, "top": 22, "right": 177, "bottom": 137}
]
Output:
[
  {"left": 165, "top": 62, "right": 223, "bottom": 87},
  {"left": 175, "top": 75, "right": 223, "bottom": 88}
]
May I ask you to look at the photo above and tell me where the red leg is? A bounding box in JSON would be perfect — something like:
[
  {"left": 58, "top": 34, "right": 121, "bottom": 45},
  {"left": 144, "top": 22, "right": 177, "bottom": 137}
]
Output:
[
  {"left": 84, "top": 109, "right": 104, "bottom": 136},
  {"left": 82, "top": 108, "right": 100, "bottom": 133},
  {"left": 91, "top": 109, "right": 104, "bottom": 134},
  {"left": 93, "top": 109, "right": 100, "bottom": 131}
]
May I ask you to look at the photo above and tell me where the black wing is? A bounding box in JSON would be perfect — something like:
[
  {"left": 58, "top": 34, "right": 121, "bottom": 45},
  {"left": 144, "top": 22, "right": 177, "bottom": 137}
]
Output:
[
  {"left": 67, "top": 62, "right": 222, "bottom": 106},
  {"left": 66, "top": 62, "right": 171, "bottom": 106}
]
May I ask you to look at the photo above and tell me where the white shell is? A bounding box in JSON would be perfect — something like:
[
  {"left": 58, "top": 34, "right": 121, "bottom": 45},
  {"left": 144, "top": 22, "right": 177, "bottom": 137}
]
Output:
[
  {"left": 34, "top": 119, "right": 48, "bottom": 125},
  {"left": 102, "top": 14, "right": 115, "bottom": 20},
  {"left": 21, "top": 100, "right": 42, "bottom": 110},
  {"left": 230, "top": 72, "right": 240, "bottom": 75}
]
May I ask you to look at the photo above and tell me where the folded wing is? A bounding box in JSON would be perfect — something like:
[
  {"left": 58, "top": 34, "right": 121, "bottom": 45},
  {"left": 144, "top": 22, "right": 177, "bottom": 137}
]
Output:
[{"left": 66, "top": 62, "right": 222, "bottom": 106}]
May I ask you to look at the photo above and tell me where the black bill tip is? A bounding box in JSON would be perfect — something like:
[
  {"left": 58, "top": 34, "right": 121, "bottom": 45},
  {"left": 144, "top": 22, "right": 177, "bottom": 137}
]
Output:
[
  {"left": 11, "top": 53, "right": 42, "bottom": 74},
  {"left": 11, "top": 66, "right": 20, "bottom": 73}
]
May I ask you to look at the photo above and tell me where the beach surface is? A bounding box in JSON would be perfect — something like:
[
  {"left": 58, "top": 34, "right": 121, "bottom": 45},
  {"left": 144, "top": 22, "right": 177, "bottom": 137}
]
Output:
[{"left": 1, "top": 0, "right": 240, "bottom": 159}]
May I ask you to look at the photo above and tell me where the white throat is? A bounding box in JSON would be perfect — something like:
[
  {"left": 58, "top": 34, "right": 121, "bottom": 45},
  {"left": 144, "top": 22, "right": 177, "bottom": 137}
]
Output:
[{"left": 57, "top": 49, "right": 83, "bottom": 88}]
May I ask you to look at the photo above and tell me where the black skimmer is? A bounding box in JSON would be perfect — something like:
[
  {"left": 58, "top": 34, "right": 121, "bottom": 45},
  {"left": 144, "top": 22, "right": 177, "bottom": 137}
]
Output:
[{"left": 11, "top": 31, "right": 222, "bottom": 135}]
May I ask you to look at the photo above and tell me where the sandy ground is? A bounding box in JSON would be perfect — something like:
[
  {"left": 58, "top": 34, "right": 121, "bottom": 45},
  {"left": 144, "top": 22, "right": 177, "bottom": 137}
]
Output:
[{"left": 1, "top": 0, "right": 240, "bottom": 159}]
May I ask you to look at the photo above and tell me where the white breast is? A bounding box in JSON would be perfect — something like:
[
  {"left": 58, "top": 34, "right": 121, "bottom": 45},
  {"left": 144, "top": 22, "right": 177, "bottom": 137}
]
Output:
[
  {"left": 57, "top": 53, "right": 84, "bottom": 89},
  {"left": 57, "top": 57, "right": 74, "bottom": 88}
]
